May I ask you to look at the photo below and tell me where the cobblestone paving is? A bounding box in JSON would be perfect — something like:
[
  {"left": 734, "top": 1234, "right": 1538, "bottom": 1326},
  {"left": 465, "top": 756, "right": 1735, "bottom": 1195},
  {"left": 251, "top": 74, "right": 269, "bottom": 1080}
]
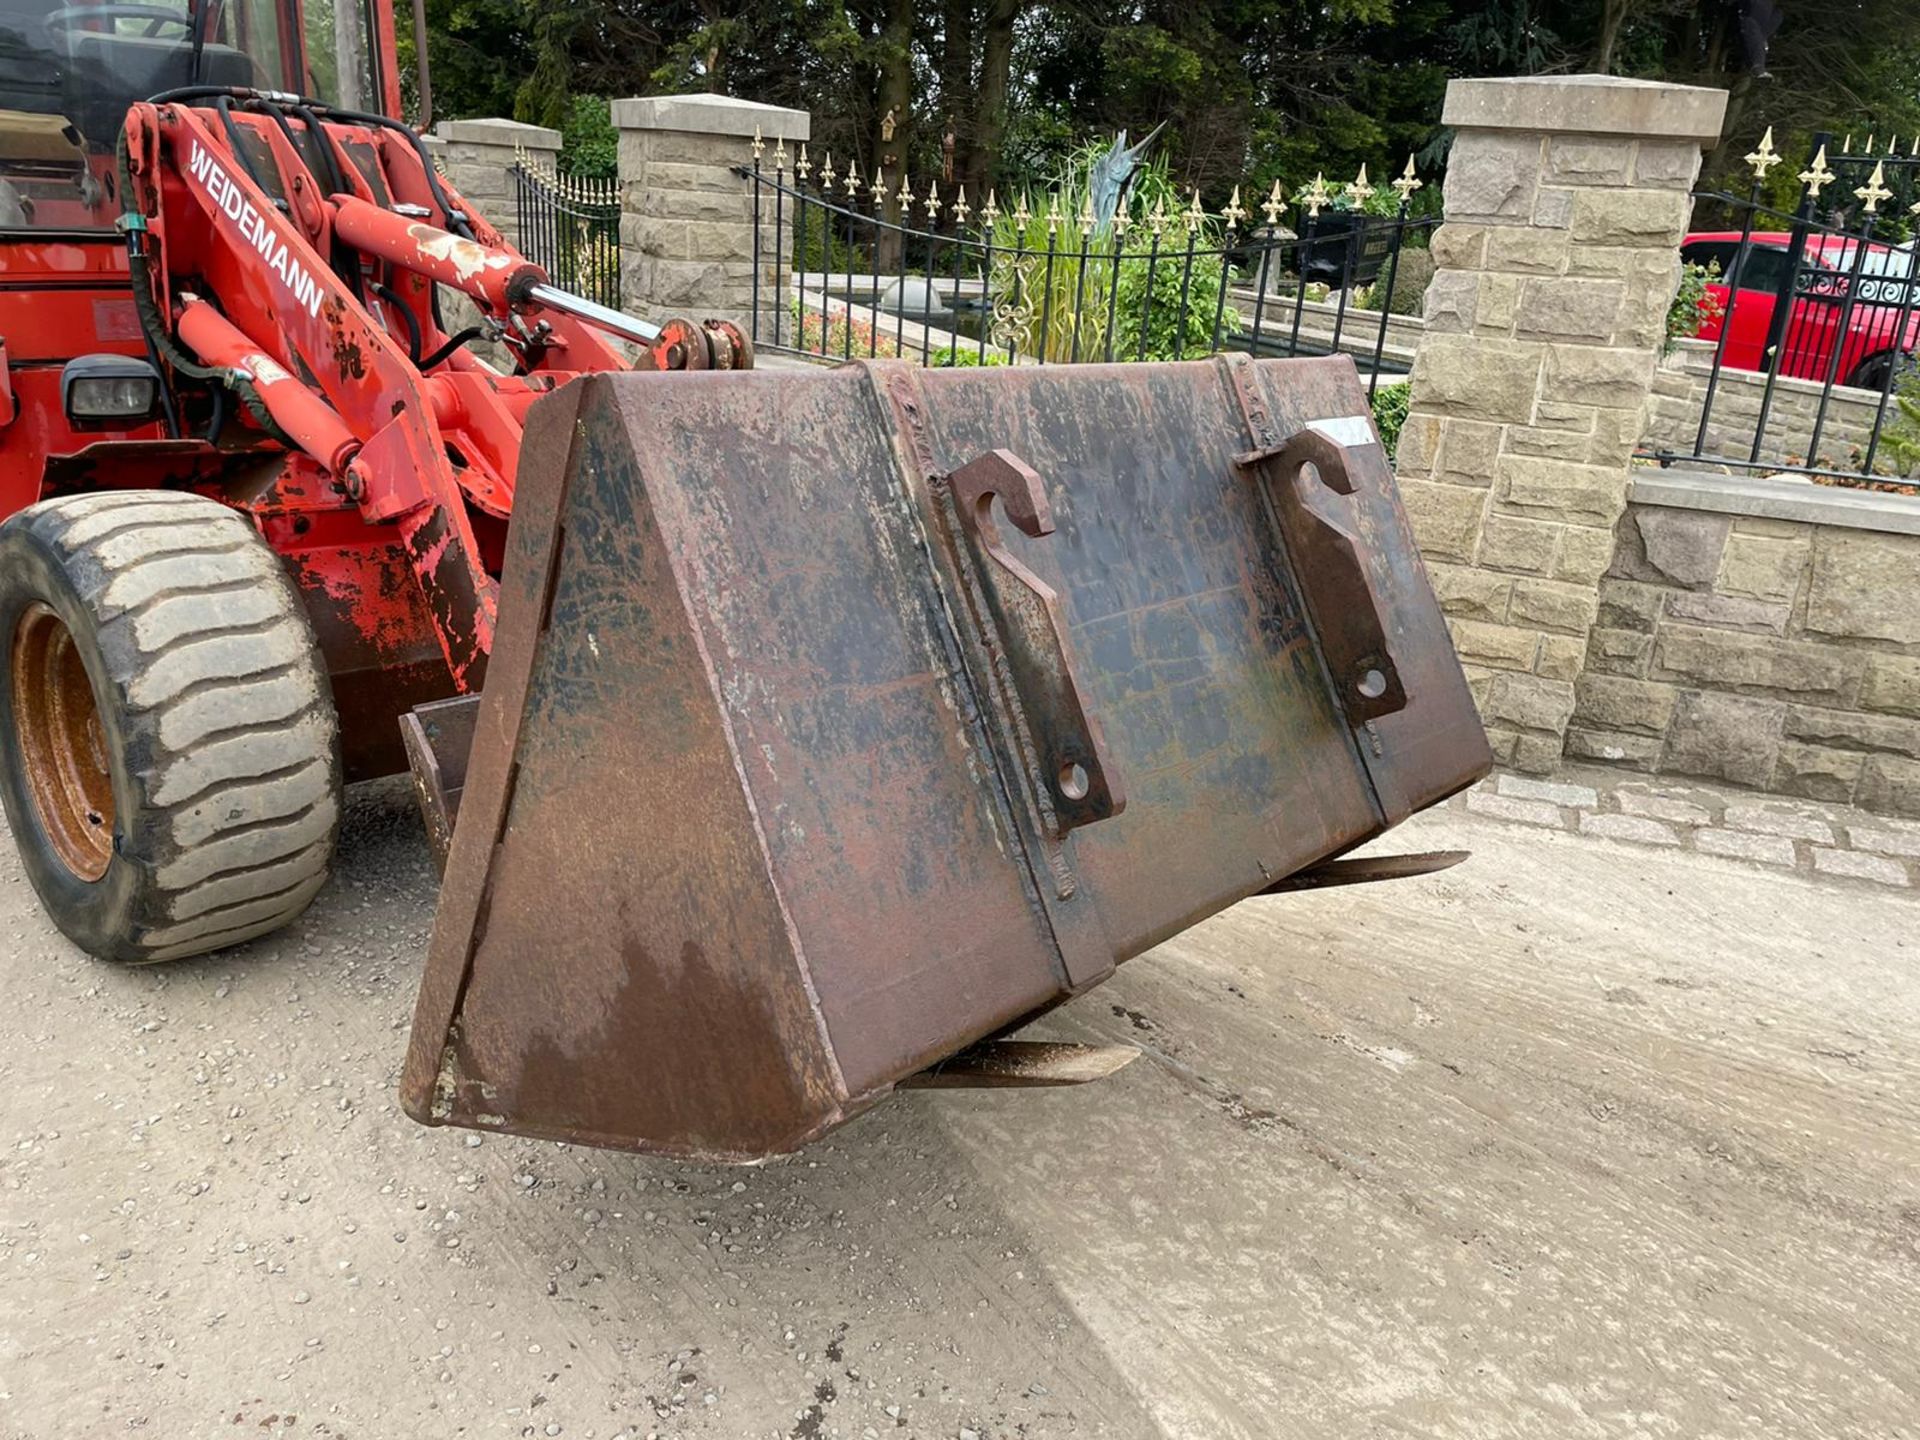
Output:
[{"left": 1448, "top": 762, "right": 1920, "bottom": 889}]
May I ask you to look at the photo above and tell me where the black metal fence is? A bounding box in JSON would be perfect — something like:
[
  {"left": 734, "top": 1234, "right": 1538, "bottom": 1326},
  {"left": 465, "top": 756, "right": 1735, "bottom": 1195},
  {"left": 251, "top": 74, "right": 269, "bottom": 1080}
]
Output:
[
  {"left": 1643, "top": 130, "right": 1920, "bottom": 488},
  {"left": 741, "top": 146, "right": 1437, "bottom": 397},
  {"left": 511, "top": 161, "right": 621, "bottom": 309}
]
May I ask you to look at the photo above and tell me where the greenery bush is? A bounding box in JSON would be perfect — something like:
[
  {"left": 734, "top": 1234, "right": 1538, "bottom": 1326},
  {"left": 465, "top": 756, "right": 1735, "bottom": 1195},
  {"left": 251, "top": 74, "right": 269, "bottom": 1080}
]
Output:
[
  {"left": 1877, "top": 364, "right": 1920, "bottom": 475},
  {"left": 931, "top": 345, "right": 1009, "bottom": 366},
  {"left": 1665, "top": 259, "right": 1724, "bottom": 354},
  {"left": 985, "top": 147, "right": 1242, "bottom": 363},
  {"left": 1369, "top": 381, "right": 1410, "bottom": 465},
  {"left": 1357, "top": 247, "right": 1435, "bottom": 316},
  {"left": 559, "top": 93, "right": 616, "bottom": 179},
  {"left": 1110, "top": 247, "right": 1241, "bottom": 360},
  {"left": 788, "top": 300, "right": 903, "bottom": 359}
]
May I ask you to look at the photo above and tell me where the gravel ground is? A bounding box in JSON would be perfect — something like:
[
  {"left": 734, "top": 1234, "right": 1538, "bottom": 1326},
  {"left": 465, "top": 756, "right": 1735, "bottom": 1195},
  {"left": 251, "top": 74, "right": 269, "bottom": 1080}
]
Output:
[{"left": 2, "top": 778, "right": 1917, "bottom": 1439}]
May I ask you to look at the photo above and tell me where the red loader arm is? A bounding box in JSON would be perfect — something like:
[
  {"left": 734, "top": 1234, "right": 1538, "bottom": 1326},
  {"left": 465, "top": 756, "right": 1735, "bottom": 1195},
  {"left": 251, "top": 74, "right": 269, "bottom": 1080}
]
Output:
[{"left": 117, "top": 90, "right": 741, "bottom": 691}]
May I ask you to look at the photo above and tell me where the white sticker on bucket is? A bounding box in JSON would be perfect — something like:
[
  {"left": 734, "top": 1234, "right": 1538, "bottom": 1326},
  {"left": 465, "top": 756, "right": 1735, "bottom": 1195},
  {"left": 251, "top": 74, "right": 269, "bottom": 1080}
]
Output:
[{"left": 1306, "top": 414, "right": 1379, "bottom": 449}]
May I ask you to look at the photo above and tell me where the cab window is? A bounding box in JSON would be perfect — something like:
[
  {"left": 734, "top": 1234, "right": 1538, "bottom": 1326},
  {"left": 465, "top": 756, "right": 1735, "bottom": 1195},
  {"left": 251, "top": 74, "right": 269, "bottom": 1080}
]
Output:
[
  {"left": 0, "top": 0, "right": 295, "bottom": 231},
  {"left": 299, "top": 0, "right": 379, "bottom": 111}
]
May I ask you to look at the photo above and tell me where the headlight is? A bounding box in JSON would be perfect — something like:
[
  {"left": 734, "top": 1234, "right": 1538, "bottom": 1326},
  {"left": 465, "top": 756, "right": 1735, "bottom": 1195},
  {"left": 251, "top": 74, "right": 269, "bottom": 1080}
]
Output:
[
  {"left": 68, "top": 374, "right": 158, "bottom": 420},
  {"left": 61, "top": 356, "right": 162, "bottom": 430}
]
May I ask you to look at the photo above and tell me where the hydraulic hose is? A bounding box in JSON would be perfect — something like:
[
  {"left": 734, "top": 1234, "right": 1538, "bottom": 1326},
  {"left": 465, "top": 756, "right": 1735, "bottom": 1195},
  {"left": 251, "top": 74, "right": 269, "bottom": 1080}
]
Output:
[
  {"left": 373, "top": 282, "right": 425, "bottom": 363},
  {"left": 417, "top": 326, "right": 486, "bottom": 372},
  {"left": 117, "top": 125, "right": 294, "bottom": 448}
]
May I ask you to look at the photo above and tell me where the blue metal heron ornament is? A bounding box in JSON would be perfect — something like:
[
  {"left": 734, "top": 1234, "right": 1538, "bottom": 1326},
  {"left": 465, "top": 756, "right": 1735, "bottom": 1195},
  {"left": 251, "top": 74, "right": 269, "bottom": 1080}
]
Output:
[{"left": 1087, "top": 121, "right": 1168, "bottom": 229}]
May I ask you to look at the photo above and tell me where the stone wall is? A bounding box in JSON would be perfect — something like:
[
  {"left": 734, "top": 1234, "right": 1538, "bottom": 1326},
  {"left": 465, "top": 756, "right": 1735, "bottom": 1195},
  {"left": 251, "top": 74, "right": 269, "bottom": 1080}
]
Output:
[
  {"left": 614, "top": 94, "right": 809, "bottom": 327},
  {"left": 1572, "top": 468, "right": 1920, "bottom": 817},
  {"left": 1396, "top": 74, "right": 1727, "bottom": 772},
  {"left": 1643, "top": 338, "right": 1910, "bottom": 475}
]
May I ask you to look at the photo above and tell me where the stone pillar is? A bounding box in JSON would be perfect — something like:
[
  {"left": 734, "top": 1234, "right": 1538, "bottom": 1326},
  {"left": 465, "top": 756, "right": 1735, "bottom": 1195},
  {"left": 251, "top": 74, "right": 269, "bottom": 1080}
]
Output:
[
  {"left": 1396, "top": 76, "right": 1727, "bottom": 771},
  {"left": 613, "top": 94, "right": 810, "bottom": 327},
  {"left": 432, "top": 117, "right": 562, "bottom": 252}
]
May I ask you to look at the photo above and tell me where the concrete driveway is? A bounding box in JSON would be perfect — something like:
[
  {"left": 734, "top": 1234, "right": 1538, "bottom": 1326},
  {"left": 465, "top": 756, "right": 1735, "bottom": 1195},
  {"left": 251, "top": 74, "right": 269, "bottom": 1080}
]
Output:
[{"left": 2, "top": 780, "right": 1915, "bottom": 1439}]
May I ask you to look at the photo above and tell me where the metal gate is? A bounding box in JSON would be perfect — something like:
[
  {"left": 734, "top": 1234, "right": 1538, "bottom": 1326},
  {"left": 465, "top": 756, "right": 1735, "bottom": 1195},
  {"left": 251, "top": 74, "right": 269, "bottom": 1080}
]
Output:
[
  {"left": 739, "top": 140, "right": 1436, "bottom": 394},
  {"left": 511, "top": 161, "right": 622, "bottom": 310},
  {"left": 1643, "top": 130, "right": 1920, "bottom": 488}
]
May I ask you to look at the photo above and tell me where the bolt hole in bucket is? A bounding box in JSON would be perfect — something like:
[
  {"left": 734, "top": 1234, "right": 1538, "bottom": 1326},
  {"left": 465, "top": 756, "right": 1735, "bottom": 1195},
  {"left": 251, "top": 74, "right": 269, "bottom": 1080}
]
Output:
[
  {"left": 1058, "top": 761, "right": 1090, "bottom": 801},
  {"left": 11, "top": 604, "right": 115, "bottom": 881},
  {"left": 1356, "top": 667, "right": 1388, "bottom": 700}
]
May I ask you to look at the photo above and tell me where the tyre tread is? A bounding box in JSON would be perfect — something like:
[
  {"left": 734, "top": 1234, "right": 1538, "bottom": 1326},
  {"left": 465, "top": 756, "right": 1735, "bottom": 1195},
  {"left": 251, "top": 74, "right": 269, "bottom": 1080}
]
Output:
[{"left": 4, "top": 491, "right": 341, "bottom": 962}]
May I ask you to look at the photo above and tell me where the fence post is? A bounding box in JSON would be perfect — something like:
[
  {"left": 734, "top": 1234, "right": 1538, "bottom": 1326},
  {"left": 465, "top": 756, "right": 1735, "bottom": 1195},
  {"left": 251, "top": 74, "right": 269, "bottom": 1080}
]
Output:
[
  {"left": 613, "top": 95, "right": 811, "bottom": 328},
  {"left": 1397, "top": 75, "right": 1727, "bottom": 772},
  {"left": 431, "top": 117, "right": 562, "bottom": 252}
]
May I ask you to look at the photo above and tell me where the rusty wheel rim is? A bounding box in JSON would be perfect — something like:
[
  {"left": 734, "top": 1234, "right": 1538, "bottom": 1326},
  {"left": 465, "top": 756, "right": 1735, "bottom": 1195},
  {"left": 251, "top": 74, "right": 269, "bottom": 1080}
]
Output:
[{"left": 11, "top": 604, "right": 114, "bottom": 882}]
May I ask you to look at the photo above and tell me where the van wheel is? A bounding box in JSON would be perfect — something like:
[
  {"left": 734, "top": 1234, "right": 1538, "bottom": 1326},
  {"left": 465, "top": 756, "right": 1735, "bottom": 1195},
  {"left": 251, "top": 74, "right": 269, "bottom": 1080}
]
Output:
[
  {"left": 0, "top": 491, "right": 341, "bottom": 963},
  {"left": 1847, "top": 351, "right": 1913, "bottom": 392}
]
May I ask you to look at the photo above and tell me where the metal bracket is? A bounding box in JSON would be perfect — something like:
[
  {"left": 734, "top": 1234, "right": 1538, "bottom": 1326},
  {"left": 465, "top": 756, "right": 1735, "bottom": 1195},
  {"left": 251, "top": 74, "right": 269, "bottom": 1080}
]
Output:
[
  {"left": 899, "top": 1040, "right": 1140, "bottom": 1089},
  {"left": 1235, "top": 426, "right": 1409, "bottom": 726},
  {"left": 943, "top": 448, "right": 1126, "bottom": 837},
  {"left": 399, "top": 693, "right": 482, "bottom": 877},
  {"left": 1258, "top": 849, "right": 1467, "bottom": 893}
]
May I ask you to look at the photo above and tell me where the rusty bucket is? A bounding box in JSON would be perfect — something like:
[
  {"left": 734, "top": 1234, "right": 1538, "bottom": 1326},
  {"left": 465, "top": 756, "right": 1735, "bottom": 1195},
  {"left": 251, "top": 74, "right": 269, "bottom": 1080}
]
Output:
[{"left": 400, "top": 355, "right": 1491, "bottom": 1160}]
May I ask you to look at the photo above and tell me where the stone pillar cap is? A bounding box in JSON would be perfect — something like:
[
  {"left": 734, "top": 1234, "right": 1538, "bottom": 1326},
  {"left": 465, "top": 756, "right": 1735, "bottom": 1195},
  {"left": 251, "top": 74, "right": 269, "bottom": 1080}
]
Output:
[
  {"left": 434, "top": 117, "right": 562, "bottom": 149},
  {"left": 612, "top": 93, "right": 810, "bottom": 143},
  {"left": 1443, "top": 75, "right": 1727, "bottom": 145}
]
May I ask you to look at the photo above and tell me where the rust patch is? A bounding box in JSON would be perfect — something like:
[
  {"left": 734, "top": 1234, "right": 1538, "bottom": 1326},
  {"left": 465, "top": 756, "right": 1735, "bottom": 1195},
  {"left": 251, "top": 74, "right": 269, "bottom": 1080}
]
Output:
[{"left": 322, "top": 295, "right": 366, "bottom": 382}]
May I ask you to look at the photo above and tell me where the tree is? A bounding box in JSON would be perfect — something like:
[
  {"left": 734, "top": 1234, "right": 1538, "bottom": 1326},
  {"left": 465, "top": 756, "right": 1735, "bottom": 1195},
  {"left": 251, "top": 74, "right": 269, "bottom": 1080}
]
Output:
[{"left": 415, "top": 0, "right": 1920, "bottom": 223}]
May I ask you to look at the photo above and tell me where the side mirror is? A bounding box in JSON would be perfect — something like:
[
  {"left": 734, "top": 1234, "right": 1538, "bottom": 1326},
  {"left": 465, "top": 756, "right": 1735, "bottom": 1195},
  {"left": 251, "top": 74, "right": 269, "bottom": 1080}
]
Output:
[{"left": 61, "top": 355, "right": 161, "bottom": 431}]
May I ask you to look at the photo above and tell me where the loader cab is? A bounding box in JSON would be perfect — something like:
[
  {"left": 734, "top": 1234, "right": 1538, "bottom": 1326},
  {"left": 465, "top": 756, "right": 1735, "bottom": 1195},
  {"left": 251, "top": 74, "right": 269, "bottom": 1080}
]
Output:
[
  {"left": 0, "top": 0, "right": 402, "bottom": 512},
  {"left": 0, "top": 0, "right": 397, "bottom": 232}
]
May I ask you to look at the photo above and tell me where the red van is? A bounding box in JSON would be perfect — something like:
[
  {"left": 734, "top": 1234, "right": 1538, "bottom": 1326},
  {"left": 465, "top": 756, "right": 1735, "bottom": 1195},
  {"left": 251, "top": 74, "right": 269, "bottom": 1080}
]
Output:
[{"left": 1681, "top": 232, "right": 1920, "bottom": 390}]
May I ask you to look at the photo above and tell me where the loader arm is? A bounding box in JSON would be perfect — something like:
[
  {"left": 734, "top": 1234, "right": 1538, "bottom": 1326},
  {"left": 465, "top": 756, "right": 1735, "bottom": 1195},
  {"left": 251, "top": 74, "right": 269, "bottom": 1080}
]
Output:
[{"left": 115, "top": 90, "right": 738, "bottom": 691}]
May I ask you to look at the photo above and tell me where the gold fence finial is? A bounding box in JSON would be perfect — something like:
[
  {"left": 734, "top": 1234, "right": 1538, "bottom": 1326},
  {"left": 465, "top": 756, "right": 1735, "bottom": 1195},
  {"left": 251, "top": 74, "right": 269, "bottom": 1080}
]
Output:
[
  {"left": 1745, "top": 126, "right": 1780, "bottom": 180},
  {"left": 846, "top": 163, "right": 862, "bottom": 197},
  {"left": 1013, "top": 192, "right": 1032, "bottom": 229},
  {"left": 1799, "top": 145, "right": 1835, "bottom": 199},
  {"left": 751, "top": 125, "right": 765, "bottom": 162},
  {"left": 1867, "top": 133, "right": 1877, "bottom": 155},
  {"left": 1183, "top": 188, "right": 1205, "bottom": 234},
  {"left": 1148, "top": 196, "right": 1167, "bottom": 237},
  {"left": 820, "top": 152, "right": 836, "bottom": 189},
  {"left": 897, "top": 171, "right": 914, "bottom": 208},
  {"left": 1856, "top": 159, "right": 1892, "bottom": 212},
  {"left": 1080, "top": 191, "right": 1096, "bottom": 236},
  {"left": 1301, "top": 172, "right": 1331, "bottom": 218},
  {"left": 981, "top": 189, "right": 999, "bottom": 228},
  {"left": 952, "top": 185, "right": 970, "bottom": 224},
  {"left": 1392, "top": 155, "right": 1422, "bottom": 203},
  {"left": 795, "top": 143, "right": 811, "bottom": 181},
  {"left": 1113, "top": 202, "right": 1132, "bottom": 237},
  {"left": 1261, "top": 179, "right": 1285, "bottom": 227},
  {"left": 1045, "top": 192, "right": 1063, "bottom": 235},
  {"left": 1344, "top": 163, "right": 1374, "bottom": 209},
  {"left": 925, "top": 179, "right": 941, "bottom": 220},
  {"left": 1222, "top": 185, "right": 1247, "bottom": 232},
  {"left": 773, "top": 136, "right": 789, "bottom": 170},
  {"left": 871, "top": 167, "right": 886, "bottom": 202}
]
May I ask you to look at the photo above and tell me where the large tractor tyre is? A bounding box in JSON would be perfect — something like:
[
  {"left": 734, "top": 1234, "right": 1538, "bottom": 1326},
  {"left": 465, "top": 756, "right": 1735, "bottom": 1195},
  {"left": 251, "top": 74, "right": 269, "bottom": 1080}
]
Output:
[{"left": 0, "top": 491, "right": 342, "bottom": 963}]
